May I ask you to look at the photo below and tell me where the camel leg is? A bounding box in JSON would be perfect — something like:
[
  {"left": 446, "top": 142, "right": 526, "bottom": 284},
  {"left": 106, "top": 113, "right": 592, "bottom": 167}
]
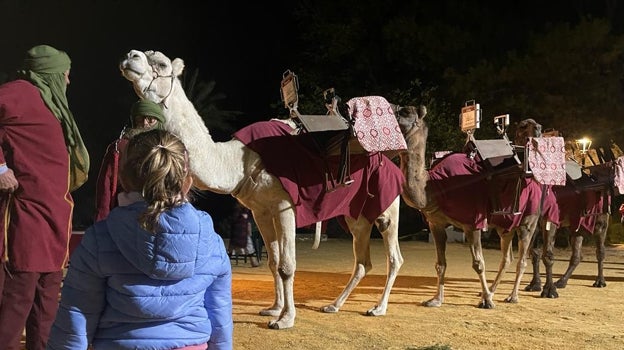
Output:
[
  {"left": 367, "top": 197, "right": 403, "bottom": 316},
  {"left": 554, "top": 229, "right": 583, "bottom": 289},
  {"left": 252, "top": 212, "right": 283, "bottom": 317},
  {"left": 504, "top": 215, "right": 538, "bottom": 303},
  {"left": 539, "top": 221, "right": 558, "bottom": 298},
  {"left": 321, "top": 216, "right": 373, "bottom": 313},
  {"left": 422, "top": 222, "right": 447, "bottom": 307},
  {"left": 592, "top": 214, "right": 608, "bottom": 288},
  {"left": 524, "top": 224, "right": 543, "bottom": 292},
  {"left": 467, "top": 229, "right": 494, "bottom": 309},
  {"left": 264, "top": 201, "right": 298, "bottom": 330},
  {"left": 489, "top": 228, "right": 514, "bottom": 295}
]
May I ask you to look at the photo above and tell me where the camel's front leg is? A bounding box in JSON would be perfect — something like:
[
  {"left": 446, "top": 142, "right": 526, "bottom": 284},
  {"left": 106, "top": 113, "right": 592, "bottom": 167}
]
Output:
[
  {"left": 321, "top": 216, "right": 372, "bottom": 314},
  {"left": 422, "top": 223, "right": 447, "bottom": 307},
  {"left": 366, "top": 197, "right": 403, "bottom": 316},
  {"left": 539, "top": 221, "right": 558, "bottom": 298},
  {"left": 267, "top": 202, "right": 297, "bottom": 330},
  {"left": 466, "top": 229, "right": 494, "bottom": 309},
  {"left": 367, "top": 198, "right": 403, "bottom": 316},
  {"left": 252, "top": 212, "right": 283, "bottom": 317}
]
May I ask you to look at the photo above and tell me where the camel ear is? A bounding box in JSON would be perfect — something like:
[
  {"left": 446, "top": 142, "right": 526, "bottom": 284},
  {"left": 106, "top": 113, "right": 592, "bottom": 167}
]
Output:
[
  {"left": 418, "top": 105, "right": 427, "bottom": 119},
  {"left": 171, "top": 58, "right": 185, "bottom": 77}
]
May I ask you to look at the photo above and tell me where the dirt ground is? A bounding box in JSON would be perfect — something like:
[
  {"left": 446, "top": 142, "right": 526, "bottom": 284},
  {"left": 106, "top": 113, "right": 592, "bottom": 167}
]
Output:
[{"left": 231, "top": 237, "right": 624, "bottom": 350}]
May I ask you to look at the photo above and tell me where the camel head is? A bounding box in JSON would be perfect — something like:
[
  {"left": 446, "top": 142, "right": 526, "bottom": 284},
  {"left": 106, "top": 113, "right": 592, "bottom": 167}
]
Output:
[
  {"left": 394, "top": 105, "right": 427, "bottom": 135},
  {"left": 119, "top": 50, "right": 185, "bottom": 105},
  {"left": 514, "top": 118, "right": 542, "bottom": 146}
]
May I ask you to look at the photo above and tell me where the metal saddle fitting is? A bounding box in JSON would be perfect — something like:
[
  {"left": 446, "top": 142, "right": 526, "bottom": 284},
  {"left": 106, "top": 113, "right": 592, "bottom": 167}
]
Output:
[
  {"left": 464, "top": 131, "right": 523, "bottom": 216},
  {"left": 280, "top": 70, "right": 354, "bottom": 191}
]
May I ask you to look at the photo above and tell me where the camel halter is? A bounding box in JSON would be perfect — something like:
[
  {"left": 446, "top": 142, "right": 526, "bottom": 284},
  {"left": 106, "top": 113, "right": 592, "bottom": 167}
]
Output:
[{"left": 143, "top": 66, "right": 176, "bottom": 107}]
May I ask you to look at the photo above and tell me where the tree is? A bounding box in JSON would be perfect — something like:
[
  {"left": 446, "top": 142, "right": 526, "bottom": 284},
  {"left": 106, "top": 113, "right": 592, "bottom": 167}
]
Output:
[{"left": 447, "top": 19, "right": 624, "bottom": 147}]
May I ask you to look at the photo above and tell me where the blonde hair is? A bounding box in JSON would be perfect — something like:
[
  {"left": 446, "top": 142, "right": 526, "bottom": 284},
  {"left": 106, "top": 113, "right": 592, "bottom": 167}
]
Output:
[{"left": 121, "top": 129, "right": 190, "bottom": 232}]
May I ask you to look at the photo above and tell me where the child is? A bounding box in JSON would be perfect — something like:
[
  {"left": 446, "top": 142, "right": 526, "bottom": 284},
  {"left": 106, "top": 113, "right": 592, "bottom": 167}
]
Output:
[{"left": 47, "top": 129, "right": 233, "bottom": 350}]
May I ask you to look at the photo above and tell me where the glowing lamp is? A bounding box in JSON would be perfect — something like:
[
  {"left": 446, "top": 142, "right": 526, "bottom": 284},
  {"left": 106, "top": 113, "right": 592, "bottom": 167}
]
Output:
[{"left": 575, "top": 137, "right": 592, "bottom": 155}]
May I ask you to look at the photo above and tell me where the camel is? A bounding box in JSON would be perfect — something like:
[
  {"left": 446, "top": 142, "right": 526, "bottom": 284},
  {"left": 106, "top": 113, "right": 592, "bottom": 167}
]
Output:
[
  {"left": 514, "top": 119, "right": 613, "bottom": 296},
  {"left": 119, "top": 49, "right": 406, "bottom": 330},
  {"left": 395, "top": 106, "right": 551, "bottom": 307}
]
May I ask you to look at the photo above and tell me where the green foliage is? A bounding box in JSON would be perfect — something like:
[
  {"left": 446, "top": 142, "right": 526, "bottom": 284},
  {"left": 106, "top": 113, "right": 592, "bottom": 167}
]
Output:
[{"left": 447, "top": 19, "right": 624, "bottom": 146}]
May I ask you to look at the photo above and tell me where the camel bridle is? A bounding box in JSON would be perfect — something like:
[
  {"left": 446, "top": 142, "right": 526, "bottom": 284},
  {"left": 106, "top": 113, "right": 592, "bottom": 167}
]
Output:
[{"left": 143, "top": 63, "right": 176, "bottom": 107}]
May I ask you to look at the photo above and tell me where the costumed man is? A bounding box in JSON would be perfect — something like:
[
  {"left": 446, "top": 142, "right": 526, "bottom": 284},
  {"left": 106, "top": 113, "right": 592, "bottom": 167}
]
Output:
[
  {"left": 94, "top": 99, "right": 165, "bottom": 222},
  {"left": 0, "top": 44, "right": 90, "bottom": 350}
]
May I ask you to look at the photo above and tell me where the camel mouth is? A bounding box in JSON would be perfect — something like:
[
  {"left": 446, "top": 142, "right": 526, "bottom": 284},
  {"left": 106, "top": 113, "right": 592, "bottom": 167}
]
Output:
[{"left": 119, "top": 65, "right": 144, "bottom": 80}]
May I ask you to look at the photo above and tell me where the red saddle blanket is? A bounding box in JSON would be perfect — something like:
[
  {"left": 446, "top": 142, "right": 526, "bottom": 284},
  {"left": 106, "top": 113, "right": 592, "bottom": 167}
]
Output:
[
  {"left": 233, "top": 120, "right": 405, "bottom": 228},
  {"left": 428, "top": 153, "right": 555, "bottom": 231}
]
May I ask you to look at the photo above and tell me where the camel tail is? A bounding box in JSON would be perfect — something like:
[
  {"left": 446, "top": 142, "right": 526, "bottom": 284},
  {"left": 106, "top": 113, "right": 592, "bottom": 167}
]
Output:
[{"left": 312, "top": 221, "right": 322, "bottom": 249}]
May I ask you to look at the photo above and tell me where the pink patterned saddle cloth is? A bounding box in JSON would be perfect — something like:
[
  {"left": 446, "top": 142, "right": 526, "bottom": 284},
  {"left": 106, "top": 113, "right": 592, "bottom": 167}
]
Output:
[
  {"left": 347, "top": 96, "right": 407, "bottom": 153},
  {"left": 526, "top": 136, "right": 566, "bottom": 186}
]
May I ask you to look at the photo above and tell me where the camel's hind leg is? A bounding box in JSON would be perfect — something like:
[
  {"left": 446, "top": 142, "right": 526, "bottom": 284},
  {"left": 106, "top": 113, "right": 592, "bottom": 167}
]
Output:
[
  {"left": 489, "top": 228, "right": 514, "bottom": 295},
  {"left": 592, "top": 214, "right": 609, "bottom": 288},
  {"left": 465, "top": 228, "right": 495, "bottom": 309},
  {"left": 422, "top": 221, "right": 447, "bottom": 307},
  {"left": 556, "top": 213, "right": 609, "bottom": 288},
  {"left": 503, "top": 214, "right": 538, "bottom": 303},
  {"left": 321, "top": 197, "right": 403, "bottom": 316}
]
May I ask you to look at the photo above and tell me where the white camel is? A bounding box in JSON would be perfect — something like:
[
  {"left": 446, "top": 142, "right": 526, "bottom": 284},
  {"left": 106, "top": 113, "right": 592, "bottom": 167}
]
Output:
[{"left": 119, "top": 49, "right": 405, "bottom": 329}]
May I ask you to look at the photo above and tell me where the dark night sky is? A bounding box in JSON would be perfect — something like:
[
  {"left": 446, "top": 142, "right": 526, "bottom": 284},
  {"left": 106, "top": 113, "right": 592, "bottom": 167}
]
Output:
[
  {"left": 1, "top": 0, "right": 620, "bottom": 226},
  {"left": 0, "top": 0, "right": 300, "bottom": 225}
]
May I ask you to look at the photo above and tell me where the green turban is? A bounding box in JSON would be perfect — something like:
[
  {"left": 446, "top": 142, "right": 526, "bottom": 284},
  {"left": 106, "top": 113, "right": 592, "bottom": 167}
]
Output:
[
  {"left": 130, "top": 99, "right": 166, "bottom": 126},
  {"left": 16, "top": 44, "right": 90, "bottom": 192},
  {"left": 21, "top": 45, "right": 71, "bottom": 73}
]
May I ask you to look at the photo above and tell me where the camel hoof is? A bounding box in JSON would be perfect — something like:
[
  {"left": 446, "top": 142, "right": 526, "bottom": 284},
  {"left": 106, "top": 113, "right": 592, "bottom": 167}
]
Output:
[
  {"left": 554, "top": 279, "right": 568, "bottom": 289},
  {"left": 422, "top": 299, "right": 442, "bottom": 307},
  {"left": 365, "top": 305, "right": 386, "bottom": 316},
  {"left": 503, "top": 296, "right": 519, "bottom": 303},
  {"left": 540, "top": 286, "right": 558, "bottom": 298},
  {"left": 524, "top": 281, "right": 542, "bottom": 292},
  {"left": 268, "top": 318, "right": 294, "bottom": 330},
  {"left": 320, "top": 305, "right": 339, "bottom": 313},
  {"left": 592, "top": 280, "right": 606, "bottom": 288},
  {"left": 477, "top": 300, "right": 495, "bottom": 309}
]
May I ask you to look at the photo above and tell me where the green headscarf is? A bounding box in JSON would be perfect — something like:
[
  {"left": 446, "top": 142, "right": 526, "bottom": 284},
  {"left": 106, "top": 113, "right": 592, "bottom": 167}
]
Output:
[
  {"left": 16, "top": 44, "right": 90, "bottom": 192},
  {"left": 130, "top": 99, "right": 166, "bottom": 129}
]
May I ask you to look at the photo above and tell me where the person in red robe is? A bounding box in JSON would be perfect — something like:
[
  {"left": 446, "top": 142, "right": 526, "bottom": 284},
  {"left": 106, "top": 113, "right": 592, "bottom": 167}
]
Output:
[
  {"left": 0, "top": 44, "right": 89, "bottom": 350},
  {"left": 93, "top": 99, "right": 165, "bottom": 223}
]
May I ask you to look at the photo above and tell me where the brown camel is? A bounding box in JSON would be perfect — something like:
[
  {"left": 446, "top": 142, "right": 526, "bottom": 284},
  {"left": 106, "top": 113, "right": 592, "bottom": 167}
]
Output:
[
  {"left": 396, "top": 106, "right": 552, "bottom": 306},
  {"left": 514, "top": 119, "right": 613, "bottom": 296},
  {"left": 120, "top": 49, "right": 407, "bottom": 330}
]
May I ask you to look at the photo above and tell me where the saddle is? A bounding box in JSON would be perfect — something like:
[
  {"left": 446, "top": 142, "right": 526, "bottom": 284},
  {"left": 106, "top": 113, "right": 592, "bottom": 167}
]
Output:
[{"left": 280, "top": 70, "right": 406, "bottom": 191}]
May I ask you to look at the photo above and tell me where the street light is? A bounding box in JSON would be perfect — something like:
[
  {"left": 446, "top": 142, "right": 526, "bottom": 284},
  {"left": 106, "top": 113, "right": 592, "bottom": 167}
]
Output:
[{"left": 575, "top": 137, "right": 592, "bottom": 166}]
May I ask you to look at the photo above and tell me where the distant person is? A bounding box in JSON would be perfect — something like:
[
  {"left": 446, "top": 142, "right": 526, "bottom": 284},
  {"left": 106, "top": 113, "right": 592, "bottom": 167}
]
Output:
[
  {"left": 0, "top": 44, "right": 89, "bottom": 350},
  {"left": 228, "top": 202, "right": 260, "bottom": 267},
  {"left": 47, "top": 129, "right": 233, "bottom": 350},
  {"left": 94, "top": 99, "right": 165, "bottom": 222}
]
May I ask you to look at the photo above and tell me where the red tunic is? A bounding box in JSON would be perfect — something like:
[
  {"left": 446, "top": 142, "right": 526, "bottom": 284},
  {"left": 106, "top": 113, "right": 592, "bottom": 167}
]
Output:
[
  {"left": 0, "top": 80, "right": 74, "bottom": 271},
  {"left": 94, "top": 137, "right": 129, "bottom": 222}
]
